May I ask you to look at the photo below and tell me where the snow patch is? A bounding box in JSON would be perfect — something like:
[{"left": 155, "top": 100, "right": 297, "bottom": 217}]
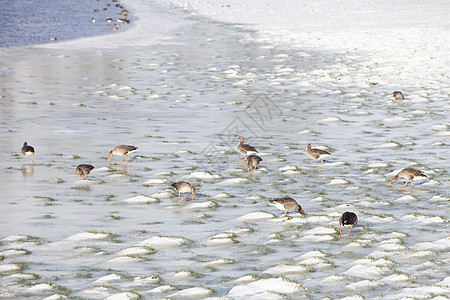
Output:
[
  {"left": 234, "top": 211, "right": 275, "bottom": 222},
  {"left": 65, "top": 232, "right": 109, "bottom": 241},
  {"left": 139, "top": 236, "right": 186, "bottom": 248},
  {"left": 219, "top": 178, "right": 248, "bottom": 186}
]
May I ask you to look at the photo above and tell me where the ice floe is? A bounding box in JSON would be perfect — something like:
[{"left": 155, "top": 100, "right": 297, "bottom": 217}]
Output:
[
  {"left": 92, "top": 274, "right": 122, "bottom": 285},
  {"left": 0, "top": 264, "right": 21, "bottom": 274},
  {"left": 65, "top": 232, "right": 109, "bottom": 241},
  {"left": 327, "top": 178, "right": 349, "bottom": 185},
  {"left": 139, "top": 236, "right": 188, "bottom": 248},
  {"left": 180, "top": 171, "right": 221, "bottom": 180},
  {"left": 263, "top": 264, "right": 310, "bottom": 275},
  {"left": 234, "top": 211, "right": 275, "bottom": 222},
  {"left": 228, "top": 277, "right": 303, "bottom": 298},
  {"left": 218, "top": 178, "right": 248, "bottom": 186},
  {"left": 183, "top": 201, "right": 218, "bottom": 210},
  {"left": 118, "top": 195, "right": 159, "bottom": 204},
  {"left": 28, "top": 283, "right": 54, "bottom": 292},
  {"left": 304, "top": 227, "right": 336, "bottom": 235},
  {"left": 345, "top": 280, "right": 384, "bottom": 291},
  {"left": 105, "top": 292, "right": 140, "bottom": 300},
  {"left": 143, "top": 178, "right": 168, "bottom": 186},
  {"left": 343, "top": 265, "right": 388, "bottom": 278},
  {"left": 168, "top": 287, "right": 212, "bottom": 298}
]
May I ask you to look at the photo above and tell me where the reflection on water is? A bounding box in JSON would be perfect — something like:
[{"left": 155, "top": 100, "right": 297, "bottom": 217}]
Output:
[
  {"left": 108, "top": 161, "right": 134, "bottom": 174},
  {"left": 246, "top": 171, "right": 261, "bottom": 181},
  {"left": 21, "top": 164, "right": 34, "bottom": 177}
]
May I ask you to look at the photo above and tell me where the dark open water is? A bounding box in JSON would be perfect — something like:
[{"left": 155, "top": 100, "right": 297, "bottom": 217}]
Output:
[{"left": 0, "top": 0, "right": 128, "bottom": 47}]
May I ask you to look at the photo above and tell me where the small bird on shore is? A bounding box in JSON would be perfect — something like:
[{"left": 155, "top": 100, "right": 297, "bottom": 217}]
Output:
[
  {"left": 105, "top": 18, "right": 113, "bottom": 22},
  {"left": 246, "top": 155, "right": 262, "bottom": 172},
  {"left": 236, "top": 136, "right": 258, "bottom": 160},
  {"left": 76, "top": 164, "right": 94, "bottom": 180},
  {"left": 21, "top": 142, "right": 35, "bottom": 163},
  {"left": 388, "top": 167, "right": 428, "bottom": 187},
  {"left": 339, "top": 212, "right": 358, "bottom": 236},
  {"left": 171, "top": 181, "right": 196, "bottom": 199},
  {"left": 269, "top": 197, "right": 305, "bottom": 217},
  {"left": 305, "top": 144, "right": 331, "bottom": 165},
  {"left": 393, "top": 91, "right": 404, "bottom": 101},
  {"left": 108, "top": 145, "right": 138, "bottom": 163}
]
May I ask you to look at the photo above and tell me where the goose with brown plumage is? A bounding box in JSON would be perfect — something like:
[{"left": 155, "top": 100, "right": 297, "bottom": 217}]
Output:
[
  {"left": 236, "top": 136, "right": 258, "bottom": 160},
  {"left": 171, "top": 181, "right": 196, "bottom": 199},
  {"left": 270, "top": 197, "right": 305, "bottom": 217},
  {"left": 246, "top": 155, "right": 262, "bottom": 172},
  {"left": 76, "top": 164, "right": 94, "bottom": 180},
  {"left": 305, "top": 144, "right": 330, "bottom": 165},
  {"left": 388, "top": 168, "right": 427, "bottom": 187},
  {"left": 108, "top": 145, "right": 137, "bottom": 163}
]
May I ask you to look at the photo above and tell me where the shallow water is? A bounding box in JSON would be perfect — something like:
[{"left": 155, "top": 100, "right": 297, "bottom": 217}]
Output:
[
  {"left": 0, "top": 0, "right": 129, "bottom": 47},
  {"left": 1, "top": 2, "right": 449, "bottom": 299}
]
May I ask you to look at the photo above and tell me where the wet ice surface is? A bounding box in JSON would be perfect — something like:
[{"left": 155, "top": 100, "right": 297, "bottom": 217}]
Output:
[{"left": 1, "top": 2, "right": 450, "bottom": 300}]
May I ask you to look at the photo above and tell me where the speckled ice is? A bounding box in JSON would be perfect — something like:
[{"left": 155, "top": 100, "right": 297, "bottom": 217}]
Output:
[{"left": 1, "top": 0, "right": 449, "bottom": 298}]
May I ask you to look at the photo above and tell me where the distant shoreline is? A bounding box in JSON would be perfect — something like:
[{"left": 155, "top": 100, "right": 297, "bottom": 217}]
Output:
[{"left": 0, "top": 0, "right": 131, "bottom": 48}]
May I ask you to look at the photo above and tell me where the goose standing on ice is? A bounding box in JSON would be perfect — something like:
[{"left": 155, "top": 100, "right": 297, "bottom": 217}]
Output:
[
  {"left": 305, "top": 144, "right": 331, "bottom": 165},
  {"left": 388, "top": 168, "right": 427, "bottom": 187},
  {"left": 269, "top": 197, "right": 305, "bottom": 217},
  {"left": 246, "top": 155, "right": 262, "bottom": 172},
  {"left": 171, "top": 181, "right": 196, "bottom": 199},
  {"left": 339, "top": 212, "right": 358, "bottom": 236},
  {"left": 108, "top": 145, "right": 137, "bottom": 163},
  {"left": 236, "top": 136, "right": 258, "bottom": 160},
  {"left": 21, "top": 142, "right": 35, "bottom": 163},
  {"left": 76, "top": 164, "right": 94, "bottom": 180}
]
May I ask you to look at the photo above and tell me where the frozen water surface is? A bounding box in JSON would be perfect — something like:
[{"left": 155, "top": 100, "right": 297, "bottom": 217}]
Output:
[{"left": 1, "top": 0, "right": 449, "bottom": 299}]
